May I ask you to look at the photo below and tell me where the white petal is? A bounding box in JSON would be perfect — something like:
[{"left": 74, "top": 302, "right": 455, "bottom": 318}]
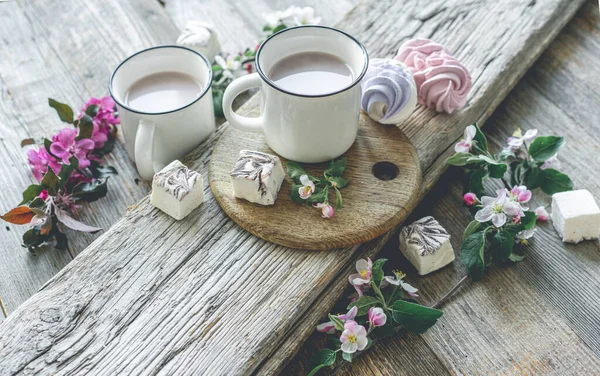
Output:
[
  {"left": 475, "top": 207, "right": 495, "bottom": 222},
  {"left": 355, "top": 259, "right": 368, "bottom": 273},
  {"left": 503, "top": 201, "right": 521, "bottom": 216},
  {"left": 464, "top": 125, "right": 477, "bottom": 141},
  {"left": 341, "top": 341, "right": 358, "bottom": 354},
  {"left": 355, "top": 325, "right": 367, "bottom": 337},
  {"left": 480, "top": 196, "right": 495, "bottom": 207},
  {"left": 492, "top": 213, "right": 506, "bottom": 228},
  {"left": 523, "top": 129, "right": 538, "bottom": 140},
  {"left": 214, "top": 55, "right": 226, "bottom": 69},
  {"left": 299, "top": 174, "right": 311, "bottom": 186},
  {"left": 401, "top": 281, "right": 419, "bottom": 293},
  {"left": 384, "top": 276, "right": 400, "bottom": 285},
  {"left": 356, "top": 336, "right": 369, "bottom": 351}
]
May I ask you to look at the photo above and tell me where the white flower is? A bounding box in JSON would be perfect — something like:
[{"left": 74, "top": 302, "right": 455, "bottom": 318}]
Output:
[
  {"left": 507, "top": 128, "right": 537, "bottom": 150},
  {"left": 288, "top": 6, "right": 321, "bottom": 25},
  {"left": 454, "top": 125, "right": 477, "bottom": 153},
  {"left": 262, "top": 7, "right": 295, "bottom": 28},
  {"left": 475, "top": 189, "right": 522, "bottom": 227},
  {"left": 516, "top": 228, "right": 536, "bottom": 245},
  {"left": 340, "top": 321, "right": 368, "bottom": 354},
  {"left": 215, "top": 55, "right": 246, "bottom": 80},
  {"left": 383, "top": 270, "right": 418, "bottom": 297},
  {"left": 298, "top": 174, "right": 315, "bottom": 199}
]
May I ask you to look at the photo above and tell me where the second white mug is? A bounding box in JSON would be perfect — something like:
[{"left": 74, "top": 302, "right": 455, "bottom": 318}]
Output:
[{"left": 222, "top": 26, "right": 368, "bottom": 163}]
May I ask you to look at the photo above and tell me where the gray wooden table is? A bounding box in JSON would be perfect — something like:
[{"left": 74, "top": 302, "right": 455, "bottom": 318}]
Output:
[{"left": 0, "top": 0, "right": 599, "bottom": 375}]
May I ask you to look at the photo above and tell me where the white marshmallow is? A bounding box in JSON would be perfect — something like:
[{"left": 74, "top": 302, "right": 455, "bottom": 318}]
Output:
[
  {"left": 399, "top": 216, "right": 455, "bottom": 275},
  {"left": 151, "top": 160, "right": 204, "bottom": 220},
  {"left": 176, "top": 21, "right": 221, "bottom": 62},
  {"left": 230, "top": 150, "right": 285, "bottom": 205},
  {"left": 551, "top": 189, "right": 600, "bottom": 243}
]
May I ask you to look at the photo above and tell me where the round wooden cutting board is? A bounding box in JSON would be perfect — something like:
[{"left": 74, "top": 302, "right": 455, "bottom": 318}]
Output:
[{"left": 209, "top": 112, "right": 421, "bottom": 250}]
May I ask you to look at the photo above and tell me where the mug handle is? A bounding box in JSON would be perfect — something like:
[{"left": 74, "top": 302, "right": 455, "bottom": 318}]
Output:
[
  {"left": 134, "top": 119, "right": 156, "bottom": 180},
  {"left": 222, "top": 73, "right": 263, "bottom": 133}
]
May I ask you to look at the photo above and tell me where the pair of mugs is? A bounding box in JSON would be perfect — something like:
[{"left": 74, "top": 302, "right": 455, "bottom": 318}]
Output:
[{"left": 110, "top": 26, "right": 369, "bottom": 180}]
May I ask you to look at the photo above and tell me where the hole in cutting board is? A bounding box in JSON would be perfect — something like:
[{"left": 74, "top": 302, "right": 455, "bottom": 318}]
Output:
[{"left": 372, "top": 161, "right": 399, "bottom": 181}]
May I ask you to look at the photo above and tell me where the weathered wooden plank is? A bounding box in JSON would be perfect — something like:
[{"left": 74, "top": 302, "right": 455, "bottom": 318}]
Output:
[
  {"left": 0, "top": 0, "right": 587, "bottom": 375},
  {"left": 288, "top": 1, "right": 600, "bottom": 374},
  {"left": 0, "top": 0, "right": 177, "bottom": 312}
]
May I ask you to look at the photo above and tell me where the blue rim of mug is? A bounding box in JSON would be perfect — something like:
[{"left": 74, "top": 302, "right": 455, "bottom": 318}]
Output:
[
  {"left": 255, "top": 25, "right": 369, "bottom": 98},
  {"left": 109, "top": 45, "right": 213, "bottom": 116}
]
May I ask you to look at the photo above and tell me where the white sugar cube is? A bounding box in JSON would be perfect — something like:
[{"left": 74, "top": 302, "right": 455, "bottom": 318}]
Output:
[
  {"left": 151, "top": 160, "right": 204, "bottom": 220},
  {"left": 399, "top": 216, "right": 455, "bottom": 275},
  {"left": 230, "top": 150, "right": 285, "bottom": 205},
  {"left": 551, "top": 189, "right": 600, "bottom": 243}
]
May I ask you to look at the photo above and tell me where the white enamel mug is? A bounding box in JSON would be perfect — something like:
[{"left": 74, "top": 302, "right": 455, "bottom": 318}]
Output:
[
  {"left": 222, "top": 26, "right": 368, "bottom": 163},
  {"left": 109, "top": 46, "right": 215, "bottom": 180}
]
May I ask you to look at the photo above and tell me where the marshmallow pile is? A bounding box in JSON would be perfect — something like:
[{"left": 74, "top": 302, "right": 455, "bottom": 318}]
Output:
[{"left": 395, "top": 38, "right": 472, "bottom": 114}]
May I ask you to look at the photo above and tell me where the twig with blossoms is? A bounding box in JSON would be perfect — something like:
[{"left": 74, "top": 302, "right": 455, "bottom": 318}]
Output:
[
  {"left": 209, "top": 6, "right": 322, "bottom": 117},
  {"left": 0, "top": 97, "right": 119, "bottom": 251},
  {"left": 287, "top": 157, "right": 349, "bottom": 219},
  {"left": 308, "top": 258, "right": 442, "bottom": 375},
  {"left": 446, "top": 124, "right": 573, "bottom": 280}
]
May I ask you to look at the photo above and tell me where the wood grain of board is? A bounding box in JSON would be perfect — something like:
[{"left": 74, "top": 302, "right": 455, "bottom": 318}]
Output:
[
  {"left": 209, "top": 115, "right": 421, "bottom": 250},
  {"left": 0, "top": 0, "right": 589, "bottom": 375}
]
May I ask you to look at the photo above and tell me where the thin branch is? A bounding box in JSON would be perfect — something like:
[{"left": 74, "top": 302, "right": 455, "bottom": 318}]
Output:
[{"left": 501, "top": 177, "right": 511, "bottom": 190}]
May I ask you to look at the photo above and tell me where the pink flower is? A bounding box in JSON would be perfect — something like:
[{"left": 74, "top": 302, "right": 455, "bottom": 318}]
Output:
[
  {"left": 38, "top": 190, "right": 48, "bottom": 200},
  {"left": 508, "top": 185, "right": 532, "bottom": 205},
  {"left": 298, "top": 174, "right": 315, "bottom": 199},
  {"left": 27, "top": 147, "right": 61, "bottom": 181},
  {"left": 535, "top": 206, "right": 549, "bottom": 221},
  {"left": 80, "top": 96, "right": 119, "bottom": 125},
  {"left": 340, "top": 321, "right": 368, "bottom": 354},
  {"left": 454, "top": 125, "right": 476, "bottom": 153},
  {"left": 540, "top": 154, "right": 560, "bottom": 170},
  {"left": 316, "top": 306, "right": 358, "bottom": 334},
  {"left": 368, "top": 307, "right": 387, "bottom": 327},
  {"left": 314, "top": 203, "right": 334, "bottom": 219},
  {"left": 475, "top": 189, "right": 522, "bottom": 228},
  {"left": 463, "top": 192, "right": 477, "bottom": 206},
  {"left": 348, "top": 258, "right": 372, "bottom": 296},
  {"left": 91, "top": 122, "right": 109, "bottom": 149},
  {"left": 50, "top": 128, "right": 95, "bottom": 168}
]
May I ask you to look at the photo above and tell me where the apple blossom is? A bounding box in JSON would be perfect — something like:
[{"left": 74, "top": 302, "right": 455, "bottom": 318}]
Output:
[
  {"left": 454, "top": 124, "right": 476, "bottom": 153},
  {"left": 316, "top": 306, "right": 358, "bottom": 334},
  {"left": 535, "top": 206, "right": 549, "bottom": 221},
  {"left": 340, "top": 321, "right": 368, "bottom": 354},
  {"left": 463, "top": 192, "right": 477, "bottom": 206},
  {"left": 368, "top": 307, "right": 387, "bottom": 327},
  {"left": 474, "top": 189, "right": 521, "bottom": 227},
  {"left": 507, "top": 128, "right": 537, "bottom": 150},
  {"left": 314, "top": 202, "right": 334, "bottom": 219},
  {"left": 298, "top": 174, "right": 315, "bottom": 199}
]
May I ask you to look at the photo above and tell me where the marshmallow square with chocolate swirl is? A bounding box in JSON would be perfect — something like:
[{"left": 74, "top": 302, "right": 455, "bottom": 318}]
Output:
[
  {"left": 230, "top": 150, "right": 285, "bottom": 205},
  {"left": 151, "top": 160, "right": 204, "bottom": 220},
  {"left": 399, "top": 216, "right": 455, "bottom": 275}
]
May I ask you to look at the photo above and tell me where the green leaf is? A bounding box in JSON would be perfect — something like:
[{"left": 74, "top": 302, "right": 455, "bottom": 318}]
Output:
[
  {"left": 488, "top": 162, "right": 508, "bottom": 179},
  {"left": 467, "top": 169, "right": 487, "bottom": 197},
  {"left": 347, "top": 295, "right": 381, "bottom": 316},
  {"left": 472, "top": 123, "right": 488, "bottom": 151},
  {"left": 48, "top": 98, "right": 74, "bottom": 124},
  {"left": 342, "top": 352, "right": 352, "bottom": 362},
  {"left": 490, "top": 230, "right": 514, "bottom": 263},
  {"left": 389, "top": 300, "right": 444, "bottom": 334},
  {"left": 520, "top": 211, "right": 537, "bottom": 230},
  {"left": 271, "top": 24, "right": 287, "bottom": 34},
  {"left": 528, "top": 136, "right": 564, "bottom": 162},
  {"left": 510, "top": 161, "right": 523, "bottom": 187},
  {"left": 44, "top": 138, "right": 60, "bottom": 160},
  {"left": 212, "top": 65, "right": 223, "bottom": 72},
  {"left": 286, "top": 161, "right": 309, "bottom": 181},
  {"left": 93, "top": 137, "right": 116, "bottom": 156},
  {"left": 89, "top": 162, "right": 118, "bottom": 179},
  {"left": 22, "top": 227, "right": 51, "bottom": 249},
  {"left": 371, "top": 258, "right": 387, "bottom": 287},
  {"left": 446, "top": 153, "right": 472, "bottom": 166},
  {"left": 324, "top": 157, "right": 346, "bottom": 178},
  {"left": 28, "top": 197, "right": 46, "bottom": 209},
  {"left": 262, "top": 24, "right": 272, "bottom": 32},
  {"left": 307, "top": 349, "right": 336, "bottom": 376},
  {"left": 19, "top": 185, "right": 43, "bottom": 205},
  {"left": 41, "top": 168, "right": 60, "bottom": 196},
  {"left": 463, "top": 220, "right": 482, "bottom": 239},
  {"left": 328, "top": 314, "right": 344, "bottom": 331},
  {"left": 212, "top": 89, "right": 224, "bottom": 117},
  {"left": 329, "top": 176, "right": 350, "bottom": 189},
  {"left": 539, "top": 168, "right": 574, "bottom": 195},
  {"left": 524, "top": 166, "right": 542, "bottom": 190},
  {"left": 306, "top": 187, "right": 328, "bottom": 204},
  {"left": 84, "top": 104, "right": 100, "bottom": 118},
  {"left": 334, "top": 187, "right": 343, "bottom": 210},
  {"left": 461, "top": 230, "right": 486, "bottom": 281},
  {"left": 72, "top": 178, "right": 109, "bottom": 202},
  {"left": 76, "top": 114, "right": 94, "bottom": 140},
  {"left": 58, "top": 157, "right": 79, "bottom": 189}
]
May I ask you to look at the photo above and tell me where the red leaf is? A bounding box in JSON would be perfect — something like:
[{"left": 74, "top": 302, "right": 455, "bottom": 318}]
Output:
[{"left": 1, "top": 206, "right": 34, "bottom": 225}]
